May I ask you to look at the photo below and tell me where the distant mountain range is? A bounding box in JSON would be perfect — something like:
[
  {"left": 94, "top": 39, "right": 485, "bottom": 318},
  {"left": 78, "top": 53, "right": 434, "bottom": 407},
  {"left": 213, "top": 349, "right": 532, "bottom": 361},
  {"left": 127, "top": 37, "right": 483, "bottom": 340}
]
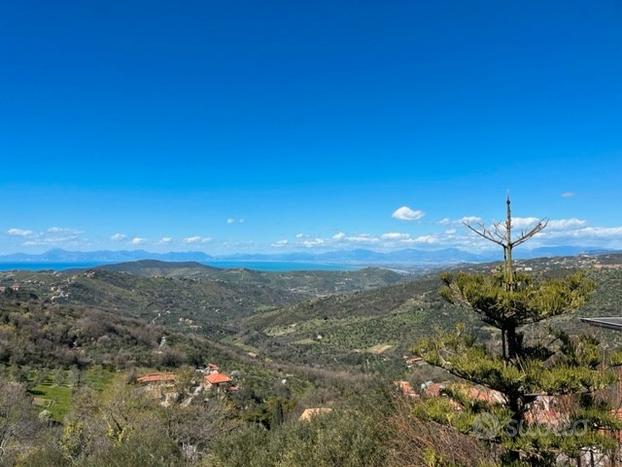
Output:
[{"left": 0, "top": 246, "right": 616, "bottom": 266}]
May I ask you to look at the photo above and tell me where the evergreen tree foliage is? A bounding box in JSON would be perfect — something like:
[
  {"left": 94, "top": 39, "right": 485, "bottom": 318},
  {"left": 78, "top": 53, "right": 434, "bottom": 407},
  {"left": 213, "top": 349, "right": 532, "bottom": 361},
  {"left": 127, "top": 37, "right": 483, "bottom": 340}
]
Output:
[{"left": 414, "top": 198, "right": 622, "bottom": 465}]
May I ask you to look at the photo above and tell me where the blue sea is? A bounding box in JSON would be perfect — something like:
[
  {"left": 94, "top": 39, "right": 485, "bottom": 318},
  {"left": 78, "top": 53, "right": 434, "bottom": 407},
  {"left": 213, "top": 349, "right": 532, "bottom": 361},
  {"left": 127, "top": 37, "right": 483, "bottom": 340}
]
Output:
[
  {"left": 0, "top": 262, "right": 104, "bottom": 271},
  {"left": 0, "top": 261, "right": 359, "bottom": 272}
]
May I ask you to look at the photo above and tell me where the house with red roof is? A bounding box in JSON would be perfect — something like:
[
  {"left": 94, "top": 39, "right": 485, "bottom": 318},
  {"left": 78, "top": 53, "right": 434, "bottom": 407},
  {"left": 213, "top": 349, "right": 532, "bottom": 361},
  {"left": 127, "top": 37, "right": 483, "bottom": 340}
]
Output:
[{"left": 204, "top": 372, "right": 233, "bottom": 391}]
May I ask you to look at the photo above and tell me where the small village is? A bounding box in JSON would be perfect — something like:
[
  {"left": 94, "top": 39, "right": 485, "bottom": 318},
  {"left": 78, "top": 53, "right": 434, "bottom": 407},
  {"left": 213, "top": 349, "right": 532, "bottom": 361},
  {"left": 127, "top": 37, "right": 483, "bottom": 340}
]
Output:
[
  {"left": 135, "top": 363, "right": 240, "bottom": 407},
  {"left": 135, "top": 363, "right": 336, "bottom": 424}
]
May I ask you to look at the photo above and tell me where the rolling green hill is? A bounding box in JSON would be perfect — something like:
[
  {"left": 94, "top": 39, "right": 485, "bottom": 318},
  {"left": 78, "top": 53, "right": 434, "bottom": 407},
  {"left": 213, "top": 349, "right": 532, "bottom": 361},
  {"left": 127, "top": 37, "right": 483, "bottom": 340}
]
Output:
[
  {"left": 0, "top": 263, "right": 410, "bottom": 341},
  {"left": 238, "top": 275, "right": 481, "bottom": 372},
  {"left": 97, "top": 259, "right": 409, "bottom": 295},
  {"left": 0, "top": 269, "right": 300, "bottom": 336},
  {"left": 237, "top": 254, "right": 622, "bottom": 373}
]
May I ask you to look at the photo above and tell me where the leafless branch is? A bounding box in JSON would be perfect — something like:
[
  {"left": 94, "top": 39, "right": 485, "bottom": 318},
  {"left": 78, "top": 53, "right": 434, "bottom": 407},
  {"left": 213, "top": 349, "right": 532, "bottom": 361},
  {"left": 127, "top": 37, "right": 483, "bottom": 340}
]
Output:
[
  {"left": 511, "top": 219, "right": 549, "bottom": 247},
  {"left": 464, "top": 222, "right": 505, "bottom": 247}
]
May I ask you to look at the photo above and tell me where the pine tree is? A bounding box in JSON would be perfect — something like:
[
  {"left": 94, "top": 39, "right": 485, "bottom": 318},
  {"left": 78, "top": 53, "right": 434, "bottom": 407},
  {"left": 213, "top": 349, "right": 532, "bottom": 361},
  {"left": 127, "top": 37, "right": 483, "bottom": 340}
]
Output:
[{"left": 413, "top": 197, "right": 622, "bottom": 465}]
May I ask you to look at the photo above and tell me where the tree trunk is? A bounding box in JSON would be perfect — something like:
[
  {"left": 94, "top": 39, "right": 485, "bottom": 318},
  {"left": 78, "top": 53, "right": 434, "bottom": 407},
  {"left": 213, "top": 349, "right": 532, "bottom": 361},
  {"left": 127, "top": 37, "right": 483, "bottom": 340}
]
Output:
[
  {"left": 501, "top": 328, "right": 507, "bottom": 360},
  {"left": 505, "top": 196, "right": 514, "bottom": 290},
  {"left": 506, "top": 327, "right": 522, "bottom": 359}
]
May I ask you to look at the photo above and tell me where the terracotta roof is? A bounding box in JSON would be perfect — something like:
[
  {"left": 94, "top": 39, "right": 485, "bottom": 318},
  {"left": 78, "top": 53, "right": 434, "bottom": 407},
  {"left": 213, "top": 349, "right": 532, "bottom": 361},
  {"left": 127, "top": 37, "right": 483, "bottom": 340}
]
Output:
[
  {"left": 205, "top": 372, "right": 232, "bottom": 385},
  {"left": 137, "top": 372, "right": 176, "bottom": 384},
  {"left": 299, "top": 408, "right": 333, "bottom": 422}
]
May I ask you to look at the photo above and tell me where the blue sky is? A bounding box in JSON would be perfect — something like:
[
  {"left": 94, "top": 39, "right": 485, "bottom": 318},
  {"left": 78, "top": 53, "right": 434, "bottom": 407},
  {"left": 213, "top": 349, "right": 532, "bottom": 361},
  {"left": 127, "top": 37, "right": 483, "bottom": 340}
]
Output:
[{"left": 1, "top": 1, "right": 621, "bottom": 254}]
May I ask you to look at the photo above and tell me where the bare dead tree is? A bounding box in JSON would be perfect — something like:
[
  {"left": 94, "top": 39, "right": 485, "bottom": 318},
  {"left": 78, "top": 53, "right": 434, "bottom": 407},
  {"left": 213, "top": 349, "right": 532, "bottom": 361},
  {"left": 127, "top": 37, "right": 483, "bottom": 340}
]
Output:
[{"left": 464, "top": 195, "right": 548, "bottom": 290}]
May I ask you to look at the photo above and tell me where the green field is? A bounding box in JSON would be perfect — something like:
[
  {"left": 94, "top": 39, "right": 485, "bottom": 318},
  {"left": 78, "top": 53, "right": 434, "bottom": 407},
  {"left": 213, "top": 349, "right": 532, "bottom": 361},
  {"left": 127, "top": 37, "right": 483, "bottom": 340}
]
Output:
[{"left": 29, "top": 366, "right": 117, "bottom": 421}]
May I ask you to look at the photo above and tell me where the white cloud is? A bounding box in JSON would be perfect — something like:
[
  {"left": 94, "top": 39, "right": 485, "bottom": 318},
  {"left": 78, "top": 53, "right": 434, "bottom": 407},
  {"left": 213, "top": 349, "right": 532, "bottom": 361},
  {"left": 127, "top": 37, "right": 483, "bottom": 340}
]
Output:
[
  {"left": 344, "top": 234, "right": 379, "bottom": 244},
  {"left": 577, "top": 226, "right": 622, "bottom": 237},
  {"left": 561, "top": 192, "right": 576, "bottom": 198},
  {"left": 405, "top": 235, "right": 438, "bottom": 245},
  {"left": 511, "top": 217, "right": 542, "bottom": 228},
  {"left": 331, "top": 232, "right": 380, "bottom": 244},
  {"left": 439, "top": 216, "right": 583, "bottom": 234},
  {"left": 227, "top": 218, "right": 245, "bottom": 224},
  {"left": 158, "top": 236, "right": 173, "bottom": 244},
  {"left": 271, "top": 239, "right": 289, "bottom": 247},
  {"left": 7, "top": 228, "right": 34, "bottom": 237},
  {"left": 460, "top": 216, "right": 483, "bottom": 224},
  {"left": 543, "top": 225, "right": 622, "bottom": 239},
  {"left": 296, "top": 233, "right": 328, "bottom": 247},
  {"left": 510, "top": 217, "right": 586, "bottom": 231},
  {"left": 111, "top": 233, "right": 126, "bottom": 241},
  {"left": 227, "top": 218, "right": 236, "bottom": 224},
  {"left": 301, "top": 238, "right": 324, "bottom": 248},
  {"left": 276, "top": 216, "right": 622, "bottom": 252},
  {"left": 131, "top": 237, "right": 146, "bottom": 245},
  {"left": 12, "top": 226, "right": 83, "bottom": 246},
  {"left": 183, "top": 236, "right": 212, "bottom": 244},
  {"left": 43, "top": 227, "right": 82, "bottom": 242},
  {"left": 450, "top": 215, "right": 622, "bottom": 249},
  {"left": 381, "top": 232, "right": 410, "bottom": 240},
  {"left": 547, "top": 218, "right": 587, "bottom": 230},
  {"left": 392, "top": 206, "right": 425, "bottom": 221}
]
